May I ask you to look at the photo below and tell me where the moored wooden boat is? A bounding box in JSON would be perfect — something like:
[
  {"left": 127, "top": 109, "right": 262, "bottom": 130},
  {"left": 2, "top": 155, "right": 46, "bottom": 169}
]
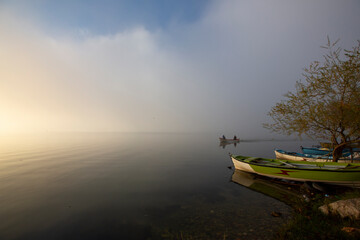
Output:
[
  {"left": 301, "top": 146, "right": 358, "bottom": 156},
  {"left": 301, "top": 147, "right": 335, "bottom": 155},
  {"left": 274, "top": 149, "right": 359, "bottom": 163},
  {"left": 275, "top": 149, "right": 332, "bottom": 161},
  {"left": 230, "top": 154, "right": 360, "bottom": 188}
]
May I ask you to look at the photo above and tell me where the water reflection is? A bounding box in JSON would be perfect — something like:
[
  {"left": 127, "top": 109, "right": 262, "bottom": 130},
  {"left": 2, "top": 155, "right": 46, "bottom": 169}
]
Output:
[
  {"left": 0, "top": 133, "right": 307, "bottom": 240},
  {"left": 219, "top": 141, "right": 238, "bottom": 148},
  {"left": 231, "top": 170, "right": 304, "bottom": 207}
]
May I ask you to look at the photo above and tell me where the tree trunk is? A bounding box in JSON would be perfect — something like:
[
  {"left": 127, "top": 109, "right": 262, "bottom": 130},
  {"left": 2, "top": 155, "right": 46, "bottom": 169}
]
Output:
[
  {"left": 332, "top": 144, "right": 345, "bottom": 162},
  {"left": 331, "top": 137, "right": 341, "bottom": 162},
  {"left": 332, "top": 140, "right": 360, "bottom": 162}
]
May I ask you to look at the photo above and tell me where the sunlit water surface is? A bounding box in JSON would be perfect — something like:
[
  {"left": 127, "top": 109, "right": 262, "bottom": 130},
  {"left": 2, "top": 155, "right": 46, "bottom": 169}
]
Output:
[{"left": 0, "top": 133, "right": 316, "bottom": 239}]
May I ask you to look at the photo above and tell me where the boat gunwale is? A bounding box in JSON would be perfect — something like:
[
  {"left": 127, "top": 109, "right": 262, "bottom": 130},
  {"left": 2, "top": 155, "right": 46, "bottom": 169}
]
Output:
[{"left": 231, "top": 156, "right": 360, "bottom": 173}]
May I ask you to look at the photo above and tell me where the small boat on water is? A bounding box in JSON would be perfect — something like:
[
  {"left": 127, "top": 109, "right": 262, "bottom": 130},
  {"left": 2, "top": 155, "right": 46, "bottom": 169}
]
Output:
[
  {"left": 219, "top": 138, "right": 240, "bottom": 143},
  {"left": 230, "top": 154, "right": 360, "bottom": 188},
  {"left": 274, "top": 149, "right": 359, "bottom": 163}
]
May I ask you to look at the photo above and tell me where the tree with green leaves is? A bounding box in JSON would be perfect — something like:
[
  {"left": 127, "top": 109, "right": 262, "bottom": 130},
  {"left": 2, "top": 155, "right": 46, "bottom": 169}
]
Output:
[{"left": 264, "top": 39, "right": 360, "bottom": 161}]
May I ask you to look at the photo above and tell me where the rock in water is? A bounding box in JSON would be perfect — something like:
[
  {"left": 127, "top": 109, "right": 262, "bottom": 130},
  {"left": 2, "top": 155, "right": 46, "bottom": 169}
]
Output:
[{"left": 319, "top": 198, "right": 360, "bottom": 220}]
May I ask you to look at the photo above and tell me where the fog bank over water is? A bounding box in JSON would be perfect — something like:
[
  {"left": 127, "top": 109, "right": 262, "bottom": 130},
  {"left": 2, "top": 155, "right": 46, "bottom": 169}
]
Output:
[{"left": 0, "top": 0, "right": 359, "bottom": 138}]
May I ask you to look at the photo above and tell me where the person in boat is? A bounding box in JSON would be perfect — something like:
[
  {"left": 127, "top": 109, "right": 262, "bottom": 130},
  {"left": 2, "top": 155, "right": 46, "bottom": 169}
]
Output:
[
  {"left": 233, "top": 135, "right": 237, "bottom": 140},
  {"left": 222, "top": 135, "right": 226, "bottom": 139}
]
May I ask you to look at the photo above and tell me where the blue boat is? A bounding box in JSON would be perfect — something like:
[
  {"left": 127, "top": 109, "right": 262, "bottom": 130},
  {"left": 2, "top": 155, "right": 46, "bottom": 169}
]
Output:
[{"left": 301, "top": 146, "right": 358, "bottom": 157}]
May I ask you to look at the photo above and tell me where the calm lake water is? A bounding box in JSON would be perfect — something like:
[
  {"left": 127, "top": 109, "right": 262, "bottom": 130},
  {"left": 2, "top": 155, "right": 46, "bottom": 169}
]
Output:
[{"left": 0, "top": 133, "right": 316, "bottom": 240}]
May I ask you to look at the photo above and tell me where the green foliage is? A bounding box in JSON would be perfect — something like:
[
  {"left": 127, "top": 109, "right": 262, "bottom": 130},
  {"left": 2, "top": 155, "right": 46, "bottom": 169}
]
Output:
[{"left": 264, "top": 38, "right": 360, "bottom": 159}]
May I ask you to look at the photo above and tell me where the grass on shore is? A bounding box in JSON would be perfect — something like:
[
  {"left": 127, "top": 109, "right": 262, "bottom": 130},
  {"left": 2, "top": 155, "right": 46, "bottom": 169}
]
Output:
[{"left": 274, "top": 189, "right": 360, "bottom": 240}]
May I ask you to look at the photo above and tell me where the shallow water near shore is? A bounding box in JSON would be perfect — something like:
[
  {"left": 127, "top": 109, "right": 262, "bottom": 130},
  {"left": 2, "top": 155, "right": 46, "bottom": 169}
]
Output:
[{"left": 0, "top": 133, "right": 317, "bottom": 239}]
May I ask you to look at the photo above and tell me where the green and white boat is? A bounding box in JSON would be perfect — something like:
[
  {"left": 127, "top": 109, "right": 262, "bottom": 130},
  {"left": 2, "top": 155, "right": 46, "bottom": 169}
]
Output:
[{"left": 230, "top": 154, "right": 360, "bottom": 188}]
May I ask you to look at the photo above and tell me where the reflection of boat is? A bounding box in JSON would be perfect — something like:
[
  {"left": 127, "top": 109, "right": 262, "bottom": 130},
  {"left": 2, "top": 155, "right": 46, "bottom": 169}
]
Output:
[
  {"left": 219, "top": 141, "right": 237, "bottom": 148},
  {"left": 230, "top": 154, "right": 360, "bottom": 188},
  {"left": 219, "top": 138, "right": 240, "bottom": 143},
  {"left": 274, "top": 149, "right": 358, "bottom": 163},
  {"left": 231, "top": 170, "right": 302, "bottom": 206}
]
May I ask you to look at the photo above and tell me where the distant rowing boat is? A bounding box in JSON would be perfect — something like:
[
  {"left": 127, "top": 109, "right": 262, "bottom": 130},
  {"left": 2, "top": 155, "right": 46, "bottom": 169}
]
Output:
[
  {"left": 230, "top": 154, "right": 360, "bottom": 188},
  {"left": 219, "top": 138, "right": 240, "bottom": 143}
]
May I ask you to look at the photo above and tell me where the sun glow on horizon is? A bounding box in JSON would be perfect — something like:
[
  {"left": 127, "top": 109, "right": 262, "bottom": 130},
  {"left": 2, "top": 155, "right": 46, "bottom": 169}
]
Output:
[{"left": 1, "top": 1, "right": 359, "bottom": 136}]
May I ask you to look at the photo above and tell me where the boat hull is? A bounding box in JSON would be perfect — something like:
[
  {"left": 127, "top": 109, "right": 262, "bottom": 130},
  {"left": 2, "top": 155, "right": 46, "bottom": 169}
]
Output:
[
  {"left": 301, "top": 147, "right": 333, "bottom": 155},
  {"left": 231, "top": 155, "right": 360, "bottom": 188},
  {"left": 301, "top": 147, "right": 357, "bottom": 156},
  {"left": 274, "top": 149, "right": 358, "bottom": 163},
  {"left": 275, "top": 149, "right": 327, "bottom": 161}
]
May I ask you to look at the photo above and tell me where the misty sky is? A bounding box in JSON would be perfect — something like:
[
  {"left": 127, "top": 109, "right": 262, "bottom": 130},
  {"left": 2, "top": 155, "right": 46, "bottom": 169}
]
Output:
[{"left": 1, "top": 0, "right": 360, "bottom": 137}]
